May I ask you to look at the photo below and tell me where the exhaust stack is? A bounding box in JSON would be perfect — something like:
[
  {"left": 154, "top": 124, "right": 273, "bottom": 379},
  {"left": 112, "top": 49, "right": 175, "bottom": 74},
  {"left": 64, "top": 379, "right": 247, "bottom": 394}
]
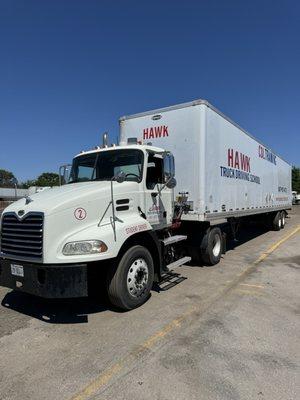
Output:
[{"left": 102, "top": 132, "right": 109, "bottom": 148}]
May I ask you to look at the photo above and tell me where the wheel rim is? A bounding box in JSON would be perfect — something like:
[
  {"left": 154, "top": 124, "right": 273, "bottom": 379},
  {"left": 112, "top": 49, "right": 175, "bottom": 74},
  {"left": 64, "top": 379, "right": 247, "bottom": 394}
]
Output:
[
  {"left": 282, "top": 215, "right": 285, "bottom": 226},
  {"left": 212, "top": 234, "right": 221, "bottom": 257},
  {"left": 127, "top": 258, "right": 149, "bottom": 298},
  {"left": 278, "top": 218, "right": 282, "bottom": 228}
]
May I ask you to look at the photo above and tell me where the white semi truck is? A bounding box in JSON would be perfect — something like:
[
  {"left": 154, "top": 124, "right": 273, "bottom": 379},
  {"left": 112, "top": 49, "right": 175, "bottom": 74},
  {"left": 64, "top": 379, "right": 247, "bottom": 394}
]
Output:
[
  {"left": 292, "top": 191, "right": 300, "bottom": 205},
  {"left": 0, "top": 100, "right": 292, "bottom": 310}
]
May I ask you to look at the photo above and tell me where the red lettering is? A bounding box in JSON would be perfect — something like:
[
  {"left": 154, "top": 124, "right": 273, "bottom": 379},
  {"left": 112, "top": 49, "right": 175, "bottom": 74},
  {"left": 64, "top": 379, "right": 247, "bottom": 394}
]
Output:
[
  {"left": 143, "top": 128, "right": 148, "bottom": 140},
  {"left": 154, "top": 126, "right": 163, "bottom": 138},
  {"left": 149, "top": 127, "right": 154, "bottom": 139},
  {"left": 240, "top": 153, "right": 246, "bottom": 171},
  {"left": 246, "top": 157, "right": 251, "bottom": 172},
  {"left": 240, "top": 154, "right": 251, "bottom": 172},
  {"left": 143, "top": 125, "right": 169, "bottom": 140},
  {"left": 228, "top": 149, "right": 251, "bottom": 172},
  {"left": 228, "top": 149, "right": 233, "bottom": 167},
  {"left": 259, "top": 145, "right": 264, "bottom": 158},
  {"left": 234, "top": 151, "right": 240, "bottom": 169}
]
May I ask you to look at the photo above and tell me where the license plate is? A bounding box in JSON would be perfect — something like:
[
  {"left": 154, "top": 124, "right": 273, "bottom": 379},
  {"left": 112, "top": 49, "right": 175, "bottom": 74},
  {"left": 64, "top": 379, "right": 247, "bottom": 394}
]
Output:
[{"left": 11, "top": 264, "right": 24, "bottom": 277}]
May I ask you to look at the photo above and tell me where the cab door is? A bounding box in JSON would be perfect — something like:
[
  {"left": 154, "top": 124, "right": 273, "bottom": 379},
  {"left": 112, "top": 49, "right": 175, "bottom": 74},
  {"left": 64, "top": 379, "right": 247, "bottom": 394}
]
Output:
[{"left": 144, "top": 152, "right": 173, "bottom": 230}]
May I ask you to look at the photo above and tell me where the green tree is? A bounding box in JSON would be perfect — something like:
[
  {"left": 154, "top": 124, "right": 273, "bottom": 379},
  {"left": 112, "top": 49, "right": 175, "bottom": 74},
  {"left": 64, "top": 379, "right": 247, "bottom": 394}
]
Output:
[
  {"left": 292, "top": 166, "right": 300, "bottom": 193},
  {"left": 19, "top": 179, "right": 37, "bottom": 189},
  {"left": 35, "top": 172, "right": 59, "bottom": 187},
  {"left": 0, "top": 169, "right": 17, "bottom": 188}
]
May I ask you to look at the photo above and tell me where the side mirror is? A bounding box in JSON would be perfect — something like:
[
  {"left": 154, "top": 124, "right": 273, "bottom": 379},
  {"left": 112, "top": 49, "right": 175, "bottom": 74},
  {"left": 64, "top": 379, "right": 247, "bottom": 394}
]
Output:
[
  {"left": 166, "top": 177, "right": 177, "bottom": 189},
  {"left": 59, "top": 164, "right": 72, "bottom": 185},
  {"left": 114, "top": 171, "right": 126, "bottom": 183},
  {"left": 163, "top": 152, "right": 175, "bottom": 182}
]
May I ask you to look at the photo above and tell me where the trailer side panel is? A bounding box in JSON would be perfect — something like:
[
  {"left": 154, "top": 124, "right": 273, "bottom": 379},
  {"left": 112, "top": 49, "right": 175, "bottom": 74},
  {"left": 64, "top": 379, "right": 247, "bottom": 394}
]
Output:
[
  {"left": 119, "top": 100, "right": 292, "bottom": 221},
  {"left": 204, "top": 106, "right": 292, "bottom": 217}
]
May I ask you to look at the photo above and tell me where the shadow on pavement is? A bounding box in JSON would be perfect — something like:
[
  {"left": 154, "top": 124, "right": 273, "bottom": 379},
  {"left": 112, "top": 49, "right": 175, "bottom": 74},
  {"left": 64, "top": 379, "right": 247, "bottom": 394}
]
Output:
[
  {"left": 1, "top": 290, "right": 113, "bottom": 324},
  {"left": 225, "top": 223, "right": 270, "bottom": 252}
]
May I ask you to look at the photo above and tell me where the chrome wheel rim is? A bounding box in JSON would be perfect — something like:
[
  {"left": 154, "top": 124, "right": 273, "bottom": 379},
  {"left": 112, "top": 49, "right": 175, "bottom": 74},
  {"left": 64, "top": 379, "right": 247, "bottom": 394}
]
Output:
[
  {"left": 212, "top": 234, "right": 221, "bottom": 257},
  {"left": 127, "top": 258, "right": 149, "bottom": 298}
]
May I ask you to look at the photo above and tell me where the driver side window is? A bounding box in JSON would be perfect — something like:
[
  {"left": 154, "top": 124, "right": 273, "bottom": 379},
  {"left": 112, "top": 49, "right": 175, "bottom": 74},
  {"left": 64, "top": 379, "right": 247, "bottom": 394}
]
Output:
[{"left": 146, "top": 153, "right": 163, "bottom": 190}]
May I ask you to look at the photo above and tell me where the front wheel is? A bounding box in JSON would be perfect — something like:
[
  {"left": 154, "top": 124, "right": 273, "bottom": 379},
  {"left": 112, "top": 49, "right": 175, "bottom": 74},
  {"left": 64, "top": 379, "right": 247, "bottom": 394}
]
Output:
[{"left": 107, "top": 245, "right": 154, "bottom": 310}]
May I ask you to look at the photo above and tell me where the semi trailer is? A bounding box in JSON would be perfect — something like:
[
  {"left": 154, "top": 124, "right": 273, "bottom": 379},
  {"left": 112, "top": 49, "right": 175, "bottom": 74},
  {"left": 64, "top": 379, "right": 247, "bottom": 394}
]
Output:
[{"left": 0, "top": 100, "right": 292, "bottom": 310}]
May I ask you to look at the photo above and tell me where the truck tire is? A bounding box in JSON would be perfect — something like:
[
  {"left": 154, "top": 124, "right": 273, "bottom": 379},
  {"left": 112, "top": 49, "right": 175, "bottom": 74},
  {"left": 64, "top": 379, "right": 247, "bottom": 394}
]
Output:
[
  {"left": 107, "top": 245, "right": 154, "bottom": 310},
  {"left": 200, "top": 227, "right": 223, "bottom": 266},
  {"left": 280, "top": 211, "right": 286, "bottom": 229},
  {"left": 272, "top": 211, "right": 282, "bottom": 231}
]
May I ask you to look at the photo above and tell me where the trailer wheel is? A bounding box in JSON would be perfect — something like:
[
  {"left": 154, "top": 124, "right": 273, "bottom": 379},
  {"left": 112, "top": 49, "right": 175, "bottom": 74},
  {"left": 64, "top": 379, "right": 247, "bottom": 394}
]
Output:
[
  {"left": 107, "top": 245, "right": 154, "bottom": 311},
  {"left": 280, "top": 211, "right": 286, "bottom": 229},
  {"left": 272, "top": 212, "right": 282, "bottom": 231},
  {"left": 201, "top": 227, "right": 223, "bottom": 266}
]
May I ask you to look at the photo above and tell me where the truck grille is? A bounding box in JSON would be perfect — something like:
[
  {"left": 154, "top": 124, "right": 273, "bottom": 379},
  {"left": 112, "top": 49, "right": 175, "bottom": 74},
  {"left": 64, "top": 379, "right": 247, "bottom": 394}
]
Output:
[{"left": 0, "top": 212, "right": 44, "bottom": 260}]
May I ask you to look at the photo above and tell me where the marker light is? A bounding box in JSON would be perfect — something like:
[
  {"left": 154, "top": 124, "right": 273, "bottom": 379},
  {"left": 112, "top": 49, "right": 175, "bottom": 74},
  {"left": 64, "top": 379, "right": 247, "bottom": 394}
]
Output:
[{"left": 63, "top": 240, "right": 107, "bottom": 255}]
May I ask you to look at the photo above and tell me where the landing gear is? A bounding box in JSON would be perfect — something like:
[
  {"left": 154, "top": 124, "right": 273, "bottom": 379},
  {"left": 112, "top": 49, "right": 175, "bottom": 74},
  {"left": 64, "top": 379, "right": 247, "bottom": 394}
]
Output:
[{"left": 107, "top": 245, "right": 154, "bottom": 310}]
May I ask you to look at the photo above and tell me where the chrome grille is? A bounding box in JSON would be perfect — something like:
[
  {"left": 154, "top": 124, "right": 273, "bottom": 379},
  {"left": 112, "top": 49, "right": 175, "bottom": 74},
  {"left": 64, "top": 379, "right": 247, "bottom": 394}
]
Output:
[{"left": 0, "top": 212, "right": 44, "bottom": 260}]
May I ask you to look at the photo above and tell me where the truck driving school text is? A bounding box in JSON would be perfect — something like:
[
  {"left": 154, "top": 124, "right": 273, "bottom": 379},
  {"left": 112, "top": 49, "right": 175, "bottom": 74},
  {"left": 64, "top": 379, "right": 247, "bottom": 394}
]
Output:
[
  {"left": 220, "top": 149, "right": 261, "bottom": 184},
  {"left": 140, "top": 125, "right": 276, "bottom": 187}
]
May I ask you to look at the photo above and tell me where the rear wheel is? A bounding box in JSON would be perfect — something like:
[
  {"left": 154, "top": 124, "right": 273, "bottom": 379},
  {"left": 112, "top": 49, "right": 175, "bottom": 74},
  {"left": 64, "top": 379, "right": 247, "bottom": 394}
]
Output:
[
  {"left": 272, "top": 211, "right": 282, "bottom": 231},
  {"left": 201, "top": 227, "right": 223, "bottom": 266},
  {"left": 280, "top": 211, "right": 286, "bottom": 229},
  {"left": 107, "top": 245, "right": 154, "bottom": 310}
]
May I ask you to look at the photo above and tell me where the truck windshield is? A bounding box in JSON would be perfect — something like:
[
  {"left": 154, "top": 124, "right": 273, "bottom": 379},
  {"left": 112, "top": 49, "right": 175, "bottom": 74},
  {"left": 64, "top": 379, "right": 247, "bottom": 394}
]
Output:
[{"left": 69, "top": 149, "right": 144, "bottom": 183}]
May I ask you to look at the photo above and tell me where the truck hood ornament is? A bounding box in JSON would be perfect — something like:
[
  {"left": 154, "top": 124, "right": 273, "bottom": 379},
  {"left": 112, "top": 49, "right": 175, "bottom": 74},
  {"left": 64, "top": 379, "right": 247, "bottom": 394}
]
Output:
[{"left": 25, "top": 196, "right": 33, "bottom": 205}]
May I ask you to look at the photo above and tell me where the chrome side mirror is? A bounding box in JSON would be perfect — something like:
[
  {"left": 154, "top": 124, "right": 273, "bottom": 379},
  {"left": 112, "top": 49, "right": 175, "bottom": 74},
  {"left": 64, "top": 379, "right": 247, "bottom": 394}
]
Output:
[
  {"left": 163, "top": 152, "right": 175, "bottom": 183},
  {"left": 59, "top": 164, "right": 72, "bottom": 185}
]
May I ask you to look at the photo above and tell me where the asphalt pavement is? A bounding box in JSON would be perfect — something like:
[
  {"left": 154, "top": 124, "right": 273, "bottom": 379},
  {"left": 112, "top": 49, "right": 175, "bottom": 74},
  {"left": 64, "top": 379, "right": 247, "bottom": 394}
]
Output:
[{"left": 0, "top": 208, "right": 299, "bottom": 400}]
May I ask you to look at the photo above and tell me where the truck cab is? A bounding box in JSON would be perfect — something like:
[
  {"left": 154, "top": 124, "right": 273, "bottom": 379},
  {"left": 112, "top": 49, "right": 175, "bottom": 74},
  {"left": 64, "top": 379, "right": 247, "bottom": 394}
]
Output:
[
  {"left": 67, "top": 143, "right": 175, "bottom": 230},
  {"left": 0, "top": 140, "right": 184, "bottom": 310}
]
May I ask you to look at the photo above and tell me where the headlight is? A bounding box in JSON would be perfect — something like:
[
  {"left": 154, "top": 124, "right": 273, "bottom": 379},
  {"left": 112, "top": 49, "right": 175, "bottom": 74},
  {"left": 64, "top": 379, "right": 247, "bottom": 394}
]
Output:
[{"left": 62, "top": 240, "right": 108, "bottom": 255}]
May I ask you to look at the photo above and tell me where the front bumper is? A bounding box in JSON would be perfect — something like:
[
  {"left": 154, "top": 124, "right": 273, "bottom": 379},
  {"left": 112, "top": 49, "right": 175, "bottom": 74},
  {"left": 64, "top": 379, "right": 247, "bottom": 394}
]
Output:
[{"left": 0, "top": 259, "right": 88, "bottom": 298}]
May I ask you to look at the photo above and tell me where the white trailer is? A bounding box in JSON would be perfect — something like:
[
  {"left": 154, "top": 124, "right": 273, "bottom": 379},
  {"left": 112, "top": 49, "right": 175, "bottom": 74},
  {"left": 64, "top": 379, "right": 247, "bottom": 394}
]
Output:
[
  {"left": 0, "top": 100, "right": 292, "bottom": 310},
  {"left": 120, "top": 99, "right": 292, "bottom": 222}
]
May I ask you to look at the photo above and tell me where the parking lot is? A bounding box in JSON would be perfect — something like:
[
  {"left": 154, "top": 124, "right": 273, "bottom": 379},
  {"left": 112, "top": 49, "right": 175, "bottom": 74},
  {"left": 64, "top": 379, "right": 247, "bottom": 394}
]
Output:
[{"left": 0, "top": 208, "right": 299, "bottom": 400}]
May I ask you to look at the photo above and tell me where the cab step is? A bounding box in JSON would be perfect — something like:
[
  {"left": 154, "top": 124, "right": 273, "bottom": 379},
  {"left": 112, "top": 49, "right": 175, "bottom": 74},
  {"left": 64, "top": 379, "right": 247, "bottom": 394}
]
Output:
[
  {"left": 165, "top": 256, "right": 191, "bottom": 271},
  {"left": 162, "top": 235, "right": 187, "bottom": 246}
]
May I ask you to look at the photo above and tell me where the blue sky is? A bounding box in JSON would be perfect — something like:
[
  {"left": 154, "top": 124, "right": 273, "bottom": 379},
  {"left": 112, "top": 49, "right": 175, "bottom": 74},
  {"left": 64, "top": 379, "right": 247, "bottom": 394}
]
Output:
[{"left": 0, "top": 0, "right": 299, "bottom": 182}]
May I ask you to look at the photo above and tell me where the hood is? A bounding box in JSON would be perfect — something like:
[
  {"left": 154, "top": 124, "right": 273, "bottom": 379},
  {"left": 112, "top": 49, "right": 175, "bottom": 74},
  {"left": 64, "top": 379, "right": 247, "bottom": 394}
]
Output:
[{"left": 3, "top": 181, "right": 137, "bottom": 217}]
